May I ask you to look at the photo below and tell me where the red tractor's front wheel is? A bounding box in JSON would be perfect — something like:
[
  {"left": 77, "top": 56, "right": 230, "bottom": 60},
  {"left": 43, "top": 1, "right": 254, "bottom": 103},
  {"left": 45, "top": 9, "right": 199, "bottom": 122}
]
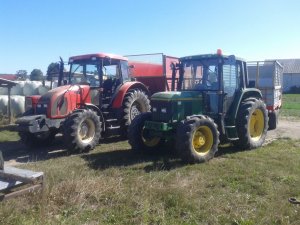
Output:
[{"left": 63, "top": 109, "right": 101, "bottom": 153}]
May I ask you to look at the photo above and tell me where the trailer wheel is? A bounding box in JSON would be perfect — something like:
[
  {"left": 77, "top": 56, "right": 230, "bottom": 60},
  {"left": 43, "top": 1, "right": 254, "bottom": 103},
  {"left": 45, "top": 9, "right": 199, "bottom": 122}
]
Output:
[
  {"left": 19, "top": 130, "right": 56, "bottom": 148},
  {"left": 176, "top": 116, "right": 219, "bottom": 163},
  {"left": 128, "top": 112, "right": 162, "bottom": 152},
  {"left": 268, "top": 110, "right": 279, "bottom": 130},
  {"left": 235, "top": 99, "right": 268, "bottom": 149},
  {"left": 63, "top": 109, "right": 101, "bottom": 153},
  {"left": 121, "top": 90, "right": 151, "bottom": 132}
]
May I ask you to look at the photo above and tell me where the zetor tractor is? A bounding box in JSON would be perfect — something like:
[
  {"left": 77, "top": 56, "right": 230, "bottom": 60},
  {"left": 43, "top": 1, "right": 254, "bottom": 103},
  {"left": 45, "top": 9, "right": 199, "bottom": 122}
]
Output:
[
  {"left": 17, "top": 53, "right": 151, "bottom": 152},
  {"left": 128, "top": 50, "right": 269, "bottom": 163}
]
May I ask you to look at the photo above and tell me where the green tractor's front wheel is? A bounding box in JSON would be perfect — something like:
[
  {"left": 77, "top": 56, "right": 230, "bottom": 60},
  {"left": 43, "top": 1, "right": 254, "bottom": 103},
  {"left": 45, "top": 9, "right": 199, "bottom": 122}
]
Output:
[
  {"left": 128, "top": 112, "right": 163, "bottom": 152},
  {"left": 176, "top": 116, "right": 219, "bottom": 163}
]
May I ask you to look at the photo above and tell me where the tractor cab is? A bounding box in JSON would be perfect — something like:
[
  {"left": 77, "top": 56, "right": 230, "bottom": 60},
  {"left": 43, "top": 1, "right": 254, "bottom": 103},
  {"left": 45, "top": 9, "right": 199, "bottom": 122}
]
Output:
[
  {"left": 67, "top": 53, "right": 130, "bottom": 107},
  {"left": 175, "top": 52, "right": 248, "bottom": 118}
]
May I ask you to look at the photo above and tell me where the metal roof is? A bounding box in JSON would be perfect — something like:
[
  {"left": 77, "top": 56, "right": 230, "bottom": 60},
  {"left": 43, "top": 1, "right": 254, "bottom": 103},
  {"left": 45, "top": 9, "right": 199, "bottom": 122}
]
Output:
[
  {"left": 0, "top": 78, "right": 17, "bottom": 88},
  {"left": 267, "top": 59, "right": 300, "bottom": 74},
  {"left": 69, "top": 53, "right": 128, "bottom": 62}
]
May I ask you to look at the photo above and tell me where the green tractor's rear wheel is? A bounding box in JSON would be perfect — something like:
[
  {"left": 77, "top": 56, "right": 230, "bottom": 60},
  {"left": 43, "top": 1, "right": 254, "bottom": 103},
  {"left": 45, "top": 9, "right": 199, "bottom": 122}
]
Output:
[
  {"left": 176, "top": 116, "right": 219, "bottom": 163},
  {"left": 63, "top": 109, "right": 101, "bottom": 153},
  {"left": 128, "top": 112, "right": 163, "bottom": 152},
  {"left": 235, "top": 99, "right": 268, "bottom": 149}
]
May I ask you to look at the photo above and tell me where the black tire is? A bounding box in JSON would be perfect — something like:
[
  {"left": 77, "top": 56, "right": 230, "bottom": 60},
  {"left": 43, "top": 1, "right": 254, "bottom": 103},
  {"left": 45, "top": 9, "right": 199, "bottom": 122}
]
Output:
[
  {"left": 19, "top": 130, "right": 56, "bottom": 148},
  {"left": 268, "top": 110, "right": 279, "bottom": 130},
  {"left": 121, "top": 89, "right": 151, "bottom": 132},
  {"left": 176, "top": 116, "right": 219, "bottom": 163},
  {"left": 128, "top": 112, "right": 163, "bottom": 152},
  {"left": 235, "top": 99, "right": 268, "bottom": 149},
  {"left": 63, "top": 109, "right": 101, "bottom": 153}
]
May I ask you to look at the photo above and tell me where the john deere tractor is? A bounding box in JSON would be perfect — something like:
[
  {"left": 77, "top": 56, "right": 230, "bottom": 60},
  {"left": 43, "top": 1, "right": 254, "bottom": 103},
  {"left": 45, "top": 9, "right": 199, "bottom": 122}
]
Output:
[{"left": 128, "top": 51, "right": 268, "bottom": 163}]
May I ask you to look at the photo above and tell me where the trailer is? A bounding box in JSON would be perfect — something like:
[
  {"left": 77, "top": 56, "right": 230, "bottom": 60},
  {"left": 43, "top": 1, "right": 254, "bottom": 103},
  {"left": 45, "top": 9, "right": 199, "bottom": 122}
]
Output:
[
  {"left": 127, "top": 53, "right": 179, "bottom": 94},
  {"left": 247, "top": 60, "right": 283, "bottom": 129}
]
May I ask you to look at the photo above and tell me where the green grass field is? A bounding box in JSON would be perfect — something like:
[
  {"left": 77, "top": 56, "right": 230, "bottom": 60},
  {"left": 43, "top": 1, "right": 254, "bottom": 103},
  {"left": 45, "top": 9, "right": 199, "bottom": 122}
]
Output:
[
  {"left": 0, "top": 94, "right": 299, "bottom": 224},
  {"left": 281, "top": 94, "right": 300, "bottom": 119}
]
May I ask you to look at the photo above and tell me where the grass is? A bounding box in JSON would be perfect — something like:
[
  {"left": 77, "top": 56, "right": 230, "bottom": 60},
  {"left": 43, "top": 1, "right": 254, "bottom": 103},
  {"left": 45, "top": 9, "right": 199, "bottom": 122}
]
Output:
[
  {"left": 281, "top": 94, "right": 300, "bottom": 120},
  {"left": 0, "top": 132, "right": 300, "bottom": 224}
]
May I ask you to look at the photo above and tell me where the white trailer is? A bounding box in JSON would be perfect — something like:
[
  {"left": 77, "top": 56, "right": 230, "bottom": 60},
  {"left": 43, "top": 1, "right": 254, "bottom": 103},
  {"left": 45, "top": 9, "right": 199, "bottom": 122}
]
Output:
[{"left": 247, "top": 60, "right": 283, "bottom": 129}]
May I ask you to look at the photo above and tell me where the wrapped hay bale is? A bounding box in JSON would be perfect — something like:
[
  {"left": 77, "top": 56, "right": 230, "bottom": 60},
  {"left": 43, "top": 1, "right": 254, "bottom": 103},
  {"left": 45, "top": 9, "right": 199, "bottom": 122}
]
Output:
[
  {"left": 38, "top": 85, "right": 50, "bottom": 95},
  {"left": 11, "top": 81, "right": 25, "bottom": 95},
  {"left": 11, "top": 95, "right": 25, "bottom": 117},
  {"left": 23, "top": 81, "right": 39, "bottom": 96},
  {"left": 0, "top": 87, "right": 8, "bottom": 95},
  {"left": 0, "top": 95, "right": 8, "bottom": 114}
]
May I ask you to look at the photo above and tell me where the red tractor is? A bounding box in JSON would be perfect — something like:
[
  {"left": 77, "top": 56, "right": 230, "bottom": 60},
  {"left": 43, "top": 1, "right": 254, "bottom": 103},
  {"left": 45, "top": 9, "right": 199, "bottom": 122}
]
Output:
[{"left": 16, "top": 53, "right": 153, "bottom": 153}]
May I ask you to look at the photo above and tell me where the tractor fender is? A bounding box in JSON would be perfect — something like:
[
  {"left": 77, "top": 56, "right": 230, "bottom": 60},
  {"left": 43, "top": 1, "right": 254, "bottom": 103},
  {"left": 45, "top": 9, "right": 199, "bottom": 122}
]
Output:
[
  {"left": 226, "top": 88, "right": 263, "bottom": 127},
  {"left": 111, "top": 81, "right": 149, "bottom": 109},
  {"left": 83, "top": 103, "right": 105, "bottom": 128}
]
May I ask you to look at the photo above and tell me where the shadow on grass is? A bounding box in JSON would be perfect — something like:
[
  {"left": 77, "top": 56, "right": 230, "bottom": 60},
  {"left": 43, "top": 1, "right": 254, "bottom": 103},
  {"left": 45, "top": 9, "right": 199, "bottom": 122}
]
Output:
[
  {"left": 82, "top": 145, "right": 185, "bottom": 172},
  {"left": 0, "top": 136, "right": 70, "bottom": 164}
]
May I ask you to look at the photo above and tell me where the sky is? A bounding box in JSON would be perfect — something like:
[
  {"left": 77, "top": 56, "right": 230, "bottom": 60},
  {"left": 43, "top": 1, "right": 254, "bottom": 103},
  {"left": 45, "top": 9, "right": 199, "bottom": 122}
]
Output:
[{"left": 1, "top": 0, "right": 300, "bottom": 74}]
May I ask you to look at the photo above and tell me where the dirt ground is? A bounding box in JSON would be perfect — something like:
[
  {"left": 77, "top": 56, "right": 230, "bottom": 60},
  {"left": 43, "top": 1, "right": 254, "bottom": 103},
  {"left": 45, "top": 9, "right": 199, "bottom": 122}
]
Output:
[
  {"left": 1, "top": 119, "right": 299, "bottom": 166},
  {"left": 266, "top": 119, "right": 300, "bottom": 143}
]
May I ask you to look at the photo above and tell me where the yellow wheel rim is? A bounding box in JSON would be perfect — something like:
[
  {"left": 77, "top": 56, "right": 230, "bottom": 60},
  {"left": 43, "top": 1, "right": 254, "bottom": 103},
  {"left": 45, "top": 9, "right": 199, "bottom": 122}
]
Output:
[
  {"left": 192, "top": 126, "right": 213, "bottom": 155},
  {"left": 249, "top": 109, "right": 264, "bottom": 141},
  {"left": 78, "top": 118, "right": 96, "bottom": 144},
  {"left": 142, "top": 129, "right": 161, "bottom": 147}
]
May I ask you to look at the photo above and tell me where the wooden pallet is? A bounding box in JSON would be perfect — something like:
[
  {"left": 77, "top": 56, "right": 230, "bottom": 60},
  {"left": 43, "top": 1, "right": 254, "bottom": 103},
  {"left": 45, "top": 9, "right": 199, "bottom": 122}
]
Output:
[{"left": 0, "top": 166, "right": 44, "bottom": 201}]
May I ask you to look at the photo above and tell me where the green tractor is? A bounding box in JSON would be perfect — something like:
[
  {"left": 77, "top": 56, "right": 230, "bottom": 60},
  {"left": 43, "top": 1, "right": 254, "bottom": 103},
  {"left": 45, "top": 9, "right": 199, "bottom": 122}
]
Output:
[{"left": 128, "top": 51, "right": 268, "bottom": 163}]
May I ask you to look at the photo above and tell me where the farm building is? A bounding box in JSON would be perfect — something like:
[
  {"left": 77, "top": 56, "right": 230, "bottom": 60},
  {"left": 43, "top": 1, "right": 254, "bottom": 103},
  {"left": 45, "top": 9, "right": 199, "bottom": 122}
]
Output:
[
  {"left": 272, "top": 59, "right": 300, "bottom": 92},
  {"left": 0, "top": 74, "right": 17, "bottom": 81}
]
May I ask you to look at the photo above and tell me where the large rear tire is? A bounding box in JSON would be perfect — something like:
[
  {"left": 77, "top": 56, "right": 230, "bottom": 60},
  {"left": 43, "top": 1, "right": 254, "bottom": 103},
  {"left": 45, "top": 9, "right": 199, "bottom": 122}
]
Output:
[
  {"left": 235, "top": 99, "right": 268, "bottom": 149},
  {"left": 121, "top": 90, "right": 151, "bottom": 132},
  {"left": 128, "top": 112, "right": 163, "bottom": 152},
  {"left": 176, "top": 116, "right": 219, "bottom": 163},
  {"left": 63, "top": 109, "right": 101, "bottom": 153}
]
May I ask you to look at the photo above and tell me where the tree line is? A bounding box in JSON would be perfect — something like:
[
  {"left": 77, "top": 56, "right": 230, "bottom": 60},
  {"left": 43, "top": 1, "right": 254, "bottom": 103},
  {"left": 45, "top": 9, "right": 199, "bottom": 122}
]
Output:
[{"left": 15, "top": 62, "right": 60, "bottom": 81}]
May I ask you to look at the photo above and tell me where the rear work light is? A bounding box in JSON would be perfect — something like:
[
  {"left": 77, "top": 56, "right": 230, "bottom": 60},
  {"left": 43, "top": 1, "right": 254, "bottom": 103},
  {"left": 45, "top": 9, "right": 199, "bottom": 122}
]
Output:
[{"left": 217, "top": 49, "right": 223, "bottom": 55}]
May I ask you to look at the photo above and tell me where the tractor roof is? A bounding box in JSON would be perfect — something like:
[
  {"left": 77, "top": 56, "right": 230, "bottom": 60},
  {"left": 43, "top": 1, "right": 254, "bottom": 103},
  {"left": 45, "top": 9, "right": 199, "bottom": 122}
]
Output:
[
  {"left": 180, "top": 54, "right": 245, "bottom": 62},
  {"left": 69, "top": 53, "right": 128, "bottom": 62}
]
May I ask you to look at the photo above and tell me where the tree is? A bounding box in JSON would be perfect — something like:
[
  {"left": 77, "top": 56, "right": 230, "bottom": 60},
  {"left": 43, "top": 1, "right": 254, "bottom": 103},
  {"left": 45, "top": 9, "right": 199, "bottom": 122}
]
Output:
[
  {"left": 16, "top": 70, "right": 28, "bottom": 80},
  {"left": 46, "top": 62, "right": 60, "bottom": 81},
  {"left": 30, "top": 69, "right": 44, "bottom": 81}
]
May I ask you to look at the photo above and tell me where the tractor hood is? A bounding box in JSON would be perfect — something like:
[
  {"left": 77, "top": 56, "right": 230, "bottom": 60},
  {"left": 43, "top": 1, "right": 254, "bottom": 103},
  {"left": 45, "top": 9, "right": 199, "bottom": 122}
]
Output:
[
  {"left": 36, "top": 85, "right": 91, "bottom": 119},
  {"left": 151, "top": 91, "right": 202, "bottom": 101},
  {"left": 150, "top": 91, "right": 204, "bottom": 123}
]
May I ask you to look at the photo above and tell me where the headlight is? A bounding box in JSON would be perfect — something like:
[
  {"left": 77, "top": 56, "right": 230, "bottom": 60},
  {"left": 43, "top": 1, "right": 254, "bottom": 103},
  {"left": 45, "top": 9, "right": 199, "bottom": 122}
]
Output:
[
  {"left": 37, "top": 104, "right": 42, "bottom": 108},
  {"left": 161, "top": 108, "right": 167, "bottom": 113},
  {"left": 25, "top": 97, "right": 33, "bottom": 111},
  {"left": 152, "top": 107, "right": 157, "bottom": 112}
]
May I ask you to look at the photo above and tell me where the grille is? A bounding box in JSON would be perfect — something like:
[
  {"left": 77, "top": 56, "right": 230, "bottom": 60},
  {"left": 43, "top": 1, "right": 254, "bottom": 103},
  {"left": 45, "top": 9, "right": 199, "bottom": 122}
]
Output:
[
  {"left": 151, "top": 100, "right": 173, "bottom": 122},
  {"left": 36, "top": 105, "right": 48, "bottom": 115}
]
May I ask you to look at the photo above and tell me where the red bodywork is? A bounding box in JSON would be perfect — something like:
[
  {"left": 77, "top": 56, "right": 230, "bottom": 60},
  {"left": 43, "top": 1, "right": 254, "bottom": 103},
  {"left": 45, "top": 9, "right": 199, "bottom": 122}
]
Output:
[
  {"left": 129, "top": 55, "right": 179, "bottom": 94},
  {"left": 35, "top": 85, "right": 91, "bottom": 119}
]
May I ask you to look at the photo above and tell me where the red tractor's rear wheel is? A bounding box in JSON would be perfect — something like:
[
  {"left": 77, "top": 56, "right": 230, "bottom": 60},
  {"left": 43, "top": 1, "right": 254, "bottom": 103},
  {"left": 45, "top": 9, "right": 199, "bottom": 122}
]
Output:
[
  {"left": 63, "top": 109, "right": 101, "bottom": 153},
  {"left": 121, "top": 89, "right": 151, "bottom": 132}
]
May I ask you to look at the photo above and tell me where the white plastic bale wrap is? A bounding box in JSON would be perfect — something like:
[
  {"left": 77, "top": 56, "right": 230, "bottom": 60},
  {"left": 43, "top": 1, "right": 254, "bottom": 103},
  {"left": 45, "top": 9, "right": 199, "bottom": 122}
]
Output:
[
  {"left": 38, "top": 86, "right": 50, "bottom": 95},
  {"left": 11, "top": 95, "right": 25, "bottom": 117},
  {"left": 0, "top": 95, "right": 8, "bottom": 114},
  {"left": 0, "top": 87, "right": 8, "bottom": 95},
  {"left": 11, "top": 81, "right": 25, "bottom": 95},
  {"left": 23, "top": 81, "right": 40, "bottom": 96}
]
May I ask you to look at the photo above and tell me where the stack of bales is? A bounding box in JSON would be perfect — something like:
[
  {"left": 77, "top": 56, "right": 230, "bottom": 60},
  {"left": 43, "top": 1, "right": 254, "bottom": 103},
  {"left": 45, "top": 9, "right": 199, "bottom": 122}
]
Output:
[{"left": 0, "top": 80, "right": 51, "bottom": 117}]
